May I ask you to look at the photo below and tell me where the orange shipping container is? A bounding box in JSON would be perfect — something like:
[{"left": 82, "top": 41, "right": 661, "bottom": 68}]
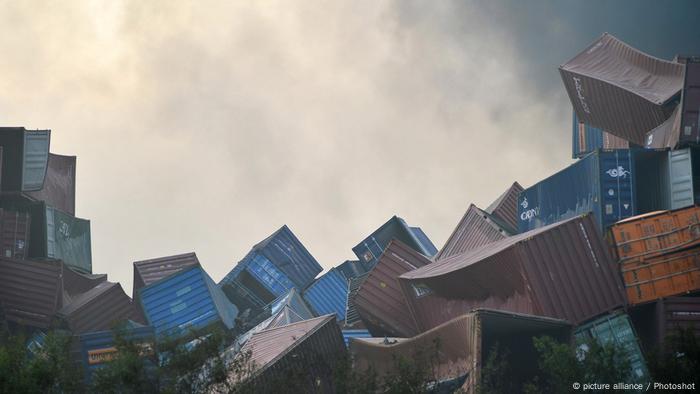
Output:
[
  {"left": 622, "top": 248, "right": 700, "bottom": 305},
  {"left": 610, "top": 206, "right": 700, "bottom": 262}
]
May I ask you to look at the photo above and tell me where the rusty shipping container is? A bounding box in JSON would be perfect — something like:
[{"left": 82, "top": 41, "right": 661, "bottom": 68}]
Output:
[
  {"left": 621, "top": 248, "right": 700, "bottom": 305},
  {"left": 0, "top": 208, "right": 30, "bottom": 259},
  {"left": 435, "top": 204, "right": 511, "bottom": 261},
  {"left": 355, "top": 240, "right": 431, "bottom": 337},
  {"left": 0, "top": 257, "right": 63, "bottom": 328},
  {"left": 630, "top": 294, "right": 700, "bottom": 351},
  {"left": 484, "top": 181, "right": 523, "bottom": 233},
  {"left": 132, "top": 252, "right": 200, "bottom": 298},
  {"left": 350, "top": 309, "right": 571, "bottom": 393},
  {"left": 610, "top": 205, "right": 700, "bottom": 262},
  {"left": 58, "top": 281, "right": 133, "bottom": 334},
  {"left": 237, "top": 315, "right": 345, "bottom": 393},
  {"left": 559, "top": 33, "right": 683, "bottom": 145},
  {"left": 400, "top": 214, "right": 625, "bottom": 331}
]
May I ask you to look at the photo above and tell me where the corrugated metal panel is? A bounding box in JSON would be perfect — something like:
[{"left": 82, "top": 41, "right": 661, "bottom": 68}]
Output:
[
  {"left": 400, "top": 214, "right": 625, "bottom": 330},
  {"left": 680, "top": 59, "right": 700, "bottom": 145},
  {"left": 21, "top": 131, "right": 51, "bottom": 191},
  {"left": 78, "top": 324, "right": 155, "bottom": 383},
  {"left": 25, "top": 153, "right": 76, "bottom": 215},
  {"left": 25, "top": 201, "right": 92, "bottom": 273},
  {"left": 58, "top": 281, "right": 132, "bottom": 334},
  {"left": 518, "top": 149, "right": 635, "bottom": 233},
  {"left": 559, "top": 33, "right": 683, "bottom": 145},
  {"left": 344, "top": 273, "right": 368, "bottom": 328},
  {"left": 355, "top": 240, "right": 430, "bottom": 337},
  {"left": 0, "top": 208, "right": 30, "bottom": 259},
  {"left": 245, "top": 252, "right": 296, "bottom": 298},
  {"left": 669, "top": 148, "right": 695, "bottom": 209},
  {"left": 0, "top": 257, "right": 63, "bottom": 328},
  {"left": 0, "top": 128, "right": 51, "bottom": 193},
  {"left": 240, "top": 315, "right": 345, "bottom": 392},
  {"left": 654, "top": 296, "right": 700, "bottom": 348},
  {"left": 573, "top": 111, "right": 630, "bottom": 158},
  {"left": 485, "top": 182, "right": 524, "bottom": 233},
  {"left": 62, "top": 265, "right": 106, "bottom": 296},
  {"left": 139, "top": 265, "right": 238, "bottom": 339},
  {"left": 409, "top": 227, "right": 438, "bottom": 256},
  {"left": 133, "top": 252, "right": 200, "bottom": 297},
  {"left": 645, "top": 105, "right": 681, "bottom": 149},
  {"left": 336, "top": 259, "right": 366, "bottom": 281},
  {"left": 575, "top": 312, "right": 648, "bottom": 381},
  {"left": 342, "top": 329, "right": 371, "bottom": 347},
  {"left": 435, "top": 204, "right": 510, "bottom": 261},
  {"left": 350, "top": 309, "right": 571, "bottom": 393},
  {"left": 352, "top": 216, "right": 437, "bottom": 269},
  {"left": 302, "top": 268, "right": 348, "bottom": 321},
  {"left": 621, "top": 248, "right": 700, "bottom": 305}
]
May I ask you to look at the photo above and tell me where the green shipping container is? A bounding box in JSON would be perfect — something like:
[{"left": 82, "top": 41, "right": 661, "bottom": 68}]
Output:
[
  {"left": 27, "top": 202, "right": 92, "bottom": 273},
  {"left": 574, "top": 312, "right": 649, "bottom": 382}
]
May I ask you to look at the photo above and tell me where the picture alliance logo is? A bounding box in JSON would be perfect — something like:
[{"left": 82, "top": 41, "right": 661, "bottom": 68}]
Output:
[{"left": 520, "top": 197, "right": 540, "bottom": 221}]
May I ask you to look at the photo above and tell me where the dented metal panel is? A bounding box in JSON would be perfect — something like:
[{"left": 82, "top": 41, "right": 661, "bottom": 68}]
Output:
[
  {"left": 25, "top": 153, "right": 76, "bottom": 215},
  {"left": 485, "top": 182, "right": 524, "bottom": 233}
]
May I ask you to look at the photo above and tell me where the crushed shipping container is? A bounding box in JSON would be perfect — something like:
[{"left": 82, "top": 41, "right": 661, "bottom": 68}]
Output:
[
  {"left": 132, "top": 252, "right": 200, "bottom": 298},
  {"left": 350, "top": 309, "right": 572, "bottom": 393},
  {"left": 303, "top": 267, "right": 348, "bottom": 321},
  {"left": 62, "top": 265, "right": 107, "bottom": 296},
  {"left": 484, "top": 181, "right": 523, "bottom": 233},
  {"left": 352, "top": 216, "right": 437, "bottom": 270},
  {"left": 574, "top": 312, "right": 649, "bottom": 382},
  {"left": 57, "top": 281, "right": 133, "bottom": 334},
  {"left": 0, "top": 127, "right": 50, "bottom": 192},
  {"left": 610, "top": 206, "right": 700, "bottom": 262},
  {"left": 435, "top": 204, "right": 511, "bottom": 261},
  {"left": 559, "top": 33, "right": 683, "bottom": 145},
  {"left": 0, "top": 257, "right": 63, "bottom": 328},
  {"left": 572, "top": 111, "right": 630, "bottom": 159},
  {"left": 139, "top": 264, "right": 238, "bottom": 339},
  {"left": 0, "top": 208, "right": 30, "bottom": 259},
  {"left": 219, "top": 225, "right": 322, "bottom": 309},
  {"left": 400, "top": 214, "right": 625, "bottom": 331},
  {"left": 236, "top": 315, "right": 345, "bottom": 393},
  {"left": 355, "top": 240, "right": 431, "bottom": 337}
]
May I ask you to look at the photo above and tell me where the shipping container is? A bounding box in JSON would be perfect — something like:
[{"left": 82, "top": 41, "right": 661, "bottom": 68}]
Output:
[
  {"left": 302, "top": 268, "right": 348, "bottom": 321},
  {"left": 0, "top": 257, "right": 63, "bottom": 328},
  {"left": 219, "top": 225, "right": 323, "bottom": 308},
  {"left": 344, "top": 272, "right": 368, "bottom": 329},
  {"left": 435, "top": 204, "right": 510, "bottom": 261},
  {"left": 0, "top": 127, "right": 50, "bottom": 192},
  {"left": 237, "top": 315, "right": 345, "bottom": 393},
  {"left": 350, "top": 309, "right": 571, "bottom": 393},
  {"left": 139, "top": 265, "right": 239, "bottom": 339},
  {"left": 559, "top": 33, "right": 683, "bottom": 145},
  {"left": 621, "top": 248, "right": 700, "bottom": 305},
  {"left": 133, "top": 252, "right": 200, "bottom": 298},
  {"left": 342, "top": 329, "right": 371, "bottom": 347},
  {"left": 77, "top": 322, "right": 155, "bottom": 384},
  {"left": 484, "top": 181, "right": 524, "bottom": 233},
  {"left": 400, "top": 214, "right": 625, "bottom": 331},
  {"left": 336, "top": 259, "right": 366, "bottom": 281},
  {"left": 572, "top": 111, "right": 630, "bottom": 159},
  {"left": 0, "top": 208, "right": 30, "bottom": 259},
  {"left": 352, "top": 216, "right": 437, "bottom": 270},
  {"left": 645, "top": 105, "right": 681, "bottom": 149},
  {"left": 356, "top": 240, "right": 431, "bottom": 337},
  {"left": 58, "top": 281, "right": 133, "bottom": 334},
  {"left": 679, "top": 59, "right": 700, "bottom": 145},
  {"left": 630, "top": 295, "right": 700, "bottom": 352},
  {"left": 574, "top": 312, "right": 649, "bottom": 382},
  {"left": 610, "top": 205, "right": 700, "bottom": 262},
  {"left": 62, "top": 265, "right": 107, "bottom": 296},
  {"left": 22, "top": 201, "right": 92, "bottom": 273},
  {"left": 518, "top": 149, "right": 636, "bottom": 233},
  {"left": 24, "top": 153, "right": 76, "bottom": 215}
]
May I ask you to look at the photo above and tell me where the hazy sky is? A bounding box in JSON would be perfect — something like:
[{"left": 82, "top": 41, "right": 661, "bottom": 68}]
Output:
[{"left": 1, "top": 1, "right": 698, "bottom": 294}]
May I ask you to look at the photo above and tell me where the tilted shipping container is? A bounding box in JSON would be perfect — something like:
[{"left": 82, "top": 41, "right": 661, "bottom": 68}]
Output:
[
  {"left": 25, "top": 153, "right": 76, "bottom": 215},
  {"left": 630, "top": 295, "right": 700, "bottom": 351},
  {"left": 0, "top": 208, "right": 30, "bottom": 259},
  {"left": 132, "top": 252, "right": 200, "bottom": 298},
  {"left": 344, "top": 272, "right": 368, "bottom": 329},
  {"left": 435, "top": 204, "right": 511, "bottom": 261},
  {"left": 352, "top": 216, "right": 437, "bottom": 270},
  {"left": 621, "top": 248, "right": 700, "bottom": 305},
  {"left": 400, "top": 214, "right": 625, "bottom": 331},
  {"left": 572, "top": 111, "right": 630, "bottom": 159},
  {"left": 336, "top": 259, "right": 366, "bottom": 281},
  {"left": 0, "top": 127, "right": 50, "bottom": 192},
  {"left": 58, "top": 281, "right": 133, "bottom": 334},
  {"left": 484, "top": 181, "right": 523, "bottom": 233},
  {"left": 341, "top": 329, "right": 371, "bottom": 347},
  {"left": 679, "top": 59, "right": 700, "bottom": 145},
  {"left": 139, "top": 265, "right": 239, "bottom": 339},
  {"left": 0, "top": 257, "right": 63, "bottom": 328},
  {"left": 302, "top": 268, "right": 348, "bottom": 321}
]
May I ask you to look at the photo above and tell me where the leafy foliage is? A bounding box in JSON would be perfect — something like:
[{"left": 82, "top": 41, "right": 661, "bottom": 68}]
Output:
[{"left": 647, "top": 326, "right": 700, "bottom": 383}]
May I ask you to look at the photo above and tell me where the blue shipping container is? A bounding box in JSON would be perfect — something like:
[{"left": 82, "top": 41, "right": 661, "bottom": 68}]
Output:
[
  {"left": 575, "top": 313, "right": 649, "bottom": 382},
  {"left": 78, "top": 323, "right": 155, "bottom": 384},
  {"left": 352, "top": 216, "right": 437, "bottom": 270},
  {"left": 342, "top": 329, "right": 371, "bottom": 347},
  {"left": 518, "top": 149, "right": 635, "bottom": 232},
  {"left": 303, "top": 268, "right": 349, "bottom": 321},
  {"left": 139, "top": 265, "right": 238, "bottom": 339},
  {"left": 245, "top": 253, "right": 296, "bottom": 298}
]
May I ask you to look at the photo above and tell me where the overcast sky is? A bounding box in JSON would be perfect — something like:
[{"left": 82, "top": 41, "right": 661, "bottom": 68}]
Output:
[{"left": 1, "top": 1, "right": 699, "bottom": 294}]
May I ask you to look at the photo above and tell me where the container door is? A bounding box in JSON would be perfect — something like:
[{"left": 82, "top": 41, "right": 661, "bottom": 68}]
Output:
[
  {"left": 21, "top": 131, "right": 50, "bottom": 191},
  {"left": 680, "top": 60, "right": 700, "bottom": 145},
  {"left": 669, "top": 148, "right": 695, "bottom": 209},
  {"left": 599, "top": 150, "right": 635, "bottom": 228}
]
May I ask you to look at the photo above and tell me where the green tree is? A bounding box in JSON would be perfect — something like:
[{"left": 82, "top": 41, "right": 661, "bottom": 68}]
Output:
[{"left": 647, "top": 327, "right": 699, "bottom": 383}]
